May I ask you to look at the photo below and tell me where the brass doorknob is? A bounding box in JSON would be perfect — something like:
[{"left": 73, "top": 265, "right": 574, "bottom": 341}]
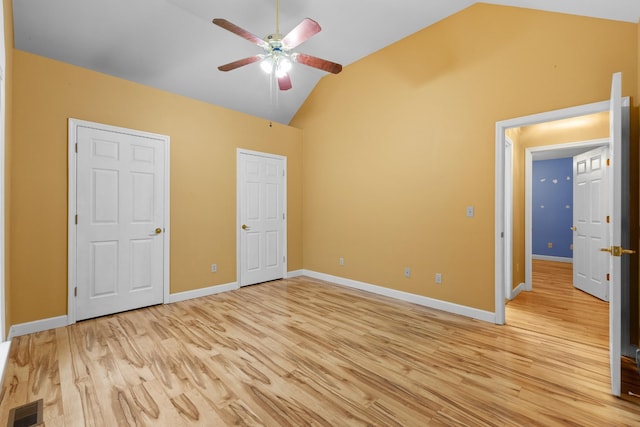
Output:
[
  {"left": 155, "top": 228, "right": 162, "bottom": 234},
  {"left": 570, "top": 226, "right": 577, "bottom": 231},
  {"left": 242, "top": 224, "right": 249, "bottom": 230},
  {"left": 600, "top": 246, "right": 636, "bottom": 256}
]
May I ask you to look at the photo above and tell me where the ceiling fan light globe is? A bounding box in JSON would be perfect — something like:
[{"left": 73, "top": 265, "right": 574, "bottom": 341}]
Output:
[
  {"left": 276, "top": 57, "right": 292, "bottom": 77},
  {"left": 260, "top": 57, "right": 274, "bottom": 74}
]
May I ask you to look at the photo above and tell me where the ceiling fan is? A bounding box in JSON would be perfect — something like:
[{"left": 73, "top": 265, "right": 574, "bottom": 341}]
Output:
[{"left": 212, "top": 0, "right": 342, "bottom": 91}]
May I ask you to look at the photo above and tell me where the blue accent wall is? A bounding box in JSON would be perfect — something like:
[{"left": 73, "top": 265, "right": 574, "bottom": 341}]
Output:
[{"left": 532, "top": 158, "right": 573, "bottom": 258}]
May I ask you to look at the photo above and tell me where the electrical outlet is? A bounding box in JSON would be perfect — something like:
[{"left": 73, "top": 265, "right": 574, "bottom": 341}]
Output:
[
  {"left": 547, "top": 242, "right": 553, "bottom": 249},
  {"left": 339, "top": 257, "right": 344, "bottom": 266},
  {"left": 404, "top": 267, "right": 411, "bottom": 278},
  {"left": 211, "top": 264, "right": 217, "bottom": 273},
  {"left": 435, "top": 273, "right": 442, "bottom": 284}
]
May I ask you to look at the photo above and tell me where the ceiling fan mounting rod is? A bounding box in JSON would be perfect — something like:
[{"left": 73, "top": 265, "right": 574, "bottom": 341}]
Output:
[{"left": 275, "top": 0, "right": 280, "bottom": 34}]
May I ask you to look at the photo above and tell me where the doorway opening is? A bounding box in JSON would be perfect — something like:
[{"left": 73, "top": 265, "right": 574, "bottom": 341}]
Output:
[
  {"left": 495, "top": 100, "right": 611, "bottom": 324},
  {"left": 496, "top": 75, "right": 632, "bottom": 397},
  {"left": 522, "top": 137, "right": 610, "bottom": 295}
]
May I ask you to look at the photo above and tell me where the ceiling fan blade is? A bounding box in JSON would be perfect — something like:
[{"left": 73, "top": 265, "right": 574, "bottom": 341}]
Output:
[
  {"left": 218, "top": 55, "right": 263, "bottom": 72},
  {"left": 282, "top": 18, "right": 321, "bottom": 49},
  {"left": 278, "top": 73, "right": 293, "bottom": 91},
  {"left": 212, "top": 18, "right": 268, "bottom": 49},
  {"left": 293, "top": 53, "right": 342, "bottom": 74}
]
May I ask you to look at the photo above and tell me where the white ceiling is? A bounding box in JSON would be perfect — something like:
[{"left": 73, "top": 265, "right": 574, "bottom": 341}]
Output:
[{"left": 12, "top": 1, "right": 640, "bottom": 124}]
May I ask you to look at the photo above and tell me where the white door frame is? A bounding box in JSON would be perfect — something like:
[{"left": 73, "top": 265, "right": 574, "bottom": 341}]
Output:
[
  {"left": 236, "top": 148, "right": 287, "bottom": 287},
  {"left": 495, "top": 99, "right": 610, "bottom": 325},
  {"left": 504, "top": 138, "right": 513, "bottom": 299},
  {"left": 524, "top": 138, "right": 609, "bottom": 291},
  {"left": 67, "top": 119, "right": 171, "bottom": 324}
]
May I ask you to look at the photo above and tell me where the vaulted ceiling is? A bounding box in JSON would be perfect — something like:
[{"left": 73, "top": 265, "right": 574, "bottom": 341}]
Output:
[{"left": 12, "top": 1, "right": 640, "bottom": 124}]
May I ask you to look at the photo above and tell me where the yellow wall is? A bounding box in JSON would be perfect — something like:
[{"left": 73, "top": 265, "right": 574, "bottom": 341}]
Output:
[
  {"left": 10, "top": 51, "right": 303, "bottom": 325},
  {"left": 291, "top": 4, "right": 637, "bottom": 312},
  {"left": 3, "top": 0, "right": 13, "bottom": 333}
]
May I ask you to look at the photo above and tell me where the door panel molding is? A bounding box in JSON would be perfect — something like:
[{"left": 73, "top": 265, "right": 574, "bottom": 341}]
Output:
[{"left": 68, "top": 119, "right": 170, "bottom": 324}]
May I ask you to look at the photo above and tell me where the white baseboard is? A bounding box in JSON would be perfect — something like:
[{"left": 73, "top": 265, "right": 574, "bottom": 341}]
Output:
[
  {"left": 6, "top": 270, "right": 497, "bottom": 339},
  {"left": 286, "top": 270, "right": 304, "bottom": 278},
  {"left": 532, "top": 255, "right": 573, "bottom": 263},
  {"left": 8, "top": 315, "right": 68, "bottom": 340},
  {"left": 0, "top": 340, "right": 11, "bottom": 386},
  {"left": 302, "top": 270, "right": 496, "bottom": 324},
  {"left": 167, "top": 281, "right": 238, "bottom": 304},
  {"left": 510, "top": 282, "right": 528, "bottom": 299}
]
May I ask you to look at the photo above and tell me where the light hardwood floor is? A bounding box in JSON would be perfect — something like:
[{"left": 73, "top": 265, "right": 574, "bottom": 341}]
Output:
[{"left": 1, "top": 261, "right": 639, "bottom": 426}]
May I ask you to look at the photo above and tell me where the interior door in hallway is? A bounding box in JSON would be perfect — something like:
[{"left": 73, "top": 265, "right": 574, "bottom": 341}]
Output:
[
  {"left": 572, "top": 146, "right": 609, "bottom": 301},
  {"left": 238, "top": 150, "right": 286, "bottom": 286},
  {"left": 75, "top": 123, "right": 167, "bottom": 321}
]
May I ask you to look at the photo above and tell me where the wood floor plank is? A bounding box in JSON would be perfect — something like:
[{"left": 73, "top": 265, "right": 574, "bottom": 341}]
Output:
[{"left": 1, "top": 260, "right": 640, "bottom": 425}]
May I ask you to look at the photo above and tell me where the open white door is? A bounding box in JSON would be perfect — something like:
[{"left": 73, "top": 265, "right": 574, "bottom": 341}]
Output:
[
  {"left": 603, "top": 72, "right": 631, "bottom": 397},
  {"left": 572, "top": 146, "right": 609, "bottom": 301}
]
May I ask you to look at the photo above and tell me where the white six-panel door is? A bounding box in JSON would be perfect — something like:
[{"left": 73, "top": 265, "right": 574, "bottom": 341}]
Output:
[
  {"left": 607, "top": 72, "right": 625, "bottom": 397},
  {"left": 572, "top": 146, "right": 609, "bottom": 301},
  {"left": 74, "top": 123, "right": 167, "bottom": 321},
  {"left": 238, "top": 150, "right": 286, "bottom": 286}
]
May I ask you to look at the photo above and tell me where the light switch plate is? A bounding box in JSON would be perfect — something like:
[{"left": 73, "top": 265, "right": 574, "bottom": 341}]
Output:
[{"left": 466, "top": 206, "right": 474, "bottom": 217}]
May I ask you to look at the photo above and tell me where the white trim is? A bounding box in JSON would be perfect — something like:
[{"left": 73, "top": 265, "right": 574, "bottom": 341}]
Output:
[
  {"left": 0, "top": 340, "right": 10, "bottom": 385},
  {"left": 531, "top": 255, "right": 573, "bottom": 263},
  {"left": 495, "top": 100, "right": 610, "bottom": 325},
  {"left": 236, "top": 149, "right": 288, "bottom": 286},
  {"left": 286, "top": 270, "right": 304, "bottom": 278},
  {"left": 168, "top": 282, "right": 238, "bottom": 304},
  {"left": 303, "top": 270, "right": 495, "bottom": 323},
  {"left": 68, "top": 119, "right": 171, "bottom": 324},
  {"left": 8, "top": 315, "right": 68, "bottom": 339},
  {"left": 504, "top": 138, "right": 513, "bottom": 301},
  {"left": 510, "top": 282, "right": 527, "bottom": 300},
  {"left": 524, "top": 149, "right": 533, "bottom": 291}
]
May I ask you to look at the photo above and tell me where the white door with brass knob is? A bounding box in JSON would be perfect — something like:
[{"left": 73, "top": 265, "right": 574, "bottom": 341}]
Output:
[
  {"left": 72, "top": 120, "right": 168, "bottom": 321},
  {"left": 604, "top": 73, "right": 631, "bottom": 397},
  {"left": 237, "top": 150, "right": 286, "bottom": 286}
]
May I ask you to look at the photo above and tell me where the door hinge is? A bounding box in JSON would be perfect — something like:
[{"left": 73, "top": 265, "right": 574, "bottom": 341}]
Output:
[
  {"left": 282, "top": 169, "right": 285, "bottom": 177},
  {"left": 75, "top": 143, "right": 78, "bottom": 153},
  {"left": 606, "top": 273, "right": 610, "bottom": 281},
  {"left": 74, "top": 287, "right": 77, "bottom": 297},
  {"left": 283, "top": 256, "right": 286, "bottom": 263},
  {"left": 606, "top": 158, "right": 610, "bottom": 166},
  {"left": 606, "top": 215, "right": 610, "bottom": 224},
  {"left": 75, "top": 214, "right": 78, "bottom": 225},
  {"left": 282, "top": 213, "right": 285, "bottom": 220}
]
